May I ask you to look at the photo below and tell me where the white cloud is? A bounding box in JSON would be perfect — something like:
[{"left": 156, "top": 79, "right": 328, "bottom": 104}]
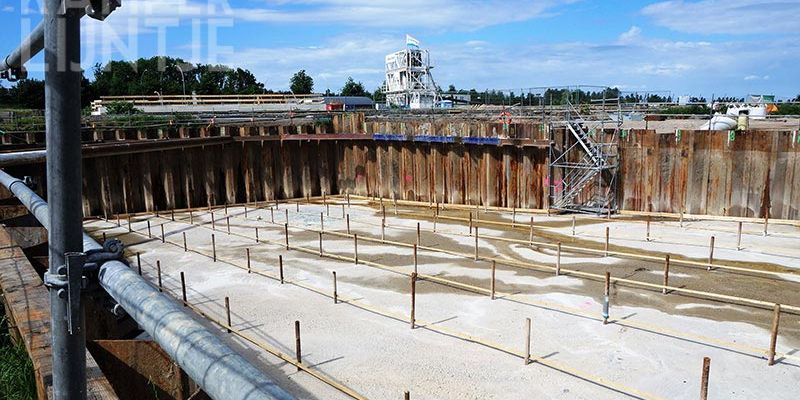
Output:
[
  {"left": 642, "top": 0, "right": 800, "bottom": 34},
  {"left": 744, "top": 74, "right": 770, "bottom": 81},
  {"left": 618, "top": 26, "right": 641, "bottom": 44},
  {"left": 245, "top": 0, "right": 577, "bottom": 29},
  {"left": 2, "top": 5, "right": 14, "bottom": 12}
]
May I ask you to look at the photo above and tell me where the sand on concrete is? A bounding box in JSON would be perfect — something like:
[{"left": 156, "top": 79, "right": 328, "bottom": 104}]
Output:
[{"left": 85, "top": 201, "right": 800, "bottom": 399}]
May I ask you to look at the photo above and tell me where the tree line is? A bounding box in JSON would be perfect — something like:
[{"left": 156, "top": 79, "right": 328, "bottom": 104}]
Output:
[{"left": 0, "top": 57, "right": 382, "bottom": 110}]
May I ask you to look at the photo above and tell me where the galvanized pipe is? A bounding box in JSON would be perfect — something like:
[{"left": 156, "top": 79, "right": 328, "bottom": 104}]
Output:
[
  {"left": 1, "top": 21, "right": 44, "bottom": 73},
  {"left": 0, "top": 150, "right": 46, "bottom": 166},
  {"left": 0, "top": 170, "right": 294, "bottom": 400},
  {"left": 45, "top": 0, "right": 87, "bottom": 396}
]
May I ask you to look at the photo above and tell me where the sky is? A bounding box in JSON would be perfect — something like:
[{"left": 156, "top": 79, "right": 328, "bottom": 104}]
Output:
[{"left": 2, "top": 0, "right": 799, "bottom": 98}]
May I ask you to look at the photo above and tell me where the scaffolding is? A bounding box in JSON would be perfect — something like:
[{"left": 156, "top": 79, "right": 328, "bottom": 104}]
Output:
[
  {"left": 384, "top": 41, "right": 439, "bottom": 109},
  {"left": 549, "top": 94, "right": 621, "bottom": 215}
]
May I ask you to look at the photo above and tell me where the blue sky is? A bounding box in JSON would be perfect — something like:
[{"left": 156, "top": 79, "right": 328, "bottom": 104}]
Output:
[{"left": 2, "top": 0, "right": 799, "bottom": 98}]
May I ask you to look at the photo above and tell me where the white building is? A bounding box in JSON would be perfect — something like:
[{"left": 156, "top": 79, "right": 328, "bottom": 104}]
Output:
[{"left": 384, "top": 35, "right": 439, "bottom": 109}]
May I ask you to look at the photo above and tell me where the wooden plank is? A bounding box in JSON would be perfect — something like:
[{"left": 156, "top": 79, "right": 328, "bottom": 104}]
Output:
[{"left": 0, "top": 227, "right": 116, "bottom": 399}]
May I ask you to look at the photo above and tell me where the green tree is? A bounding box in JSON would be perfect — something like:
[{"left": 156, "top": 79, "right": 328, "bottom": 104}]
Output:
[
  {"left": 372, "top": 84, "right": 385, "bottom": 103},
  {"left": 290, "top": 70, "right": 314, "bottom": 94},
  {"left": 340, "top": 77, "right": 368, "bottom": 97},
  {"left": 8, "top": 79, "right": 45, "bottom": 109},
  {"left": 91, "top": 57, "right": 266, "bottom": 98},
  {"left": 447, "top": 84, "right": 456, "bottom": 92}
]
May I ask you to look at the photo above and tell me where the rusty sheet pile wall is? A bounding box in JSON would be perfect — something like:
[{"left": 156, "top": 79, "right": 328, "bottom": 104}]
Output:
[
  {"left": 617, "top": 129, "right": 800, "bottom": 220},
  {"left": 4, "top": 113, "right": 799, "bottom": 220}
]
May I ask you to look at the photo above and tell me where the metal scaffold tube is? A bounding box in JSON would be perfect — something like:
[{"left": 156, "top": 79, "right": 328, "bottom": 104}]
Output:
[
  {"left": 44, "top": 0, "right": 87, "bottom": 396},
  {"left": 0, "top": 170, "right": 294, "bottom": 400}
]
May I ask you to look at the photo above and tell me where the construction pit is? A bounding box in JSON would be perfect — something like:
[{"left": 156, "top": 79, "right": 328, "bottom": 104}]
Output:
[{"left": 84, "top": 196, "right": 800, "bottom": 400}]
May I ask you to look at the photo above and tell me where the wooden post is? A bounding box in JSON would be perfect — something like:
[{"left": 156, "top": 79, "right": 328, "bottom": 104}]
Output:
[
  {"left": 224, "top": 204, "right": 228, "bottom": 215},
  {"left": 604, "top": 227, "right": 610, "bottom": 257},
  {"left": 663, "top": 255, "right": 670, "bottom": 295},
  {"left": 572, "top": 215, "right": 576, "bottom": 236},
  {"left": 603, "top": 271, "right": 610, "bottom": 324},
  {"left": 279, "top": 255, "right": 284, "bottom": 284},
  {"left": 529, "top": 217, "right": 534, "bottom": 244},
  {"left": 433, "top": 211, "right": 438, "bottom": 232},
  {"left": 679, "top": 210, "right": 684, "bottom": 228},
  {"left": 212, "top": 234, "right": 217, "bottom": 262},
  {"left": 295, "top": 202, "right": 299, "bottom": 212},
  {"left": 147, "top": 220, "right": 152, "bottom": 238},
  {"left": 764, "top": 215, "right": 769, "bottom": 237},
  {"left": 382, "top": 204, "right": 386, "bottom": 221},
  {"left": 416, "top": 223, "right": 421, "bottom": 245},
  {"left": 403, "top": 391, "right": 410, "bottom": 400},
  {"left": 255, "top": 227, "right": 259, "bottom": 243},
  {"left": 354, "top": 234, "right": 359, "bottom": 265},
  {"left": 737, "top": 221, "right": 743, "bottom": 250},
  {"left": 346, "top": 214, "right": 351, "bottom": 234},
  {"left": 413, "top": 244, "right": 418, "bottom": 274},
  {"left": 347, "top": 192, "right": 351, "bottom": 207},
  {"left": 136, "top": 253, "right": 141, "bottom": 275},
  {"left": 128, "top": 215, "right": 132, "bottom": 232},
  {"left": 156, "top": 260, "right": 162, "bottom": 292},
  {"left": 284, "top": 223, "right": 289, "bottom": 250},
  {"left": 332, "top": 271, "right": 338, "bottom": 304},
  {"left": 320, "top": 212, "right": 324, "bottom": 232},
  {"left": 768, "top": 304, "right": 781, "bottom": 366},
  {"left": 490, "top": 260, "right": 496, "bottom": 300},
  {"left": 211, "top": 212, "right": 215, "bottom": 231},
  {"left": 318, "top": 232, "right": 323, "bottom": 256},
  {"left": 394, "top": 196, "right": 398, "bottom": 215},
  {"left": 285, "top": 209, "right": 288, "bottom": 224},
  {"left": 512, "top": 207, "right": 516, "bottom": 228},
  {"left": 410, "top": 272, "right": 417, "bottom": 329},
  {"left": 102, "top": 232, "right": 106, "bottom": 242},
  {"left": 117, "top": 215, "right": 121, "bottom": 227},
  {"left": 161, "top": 224, "right": 165, "bottom": 243},
  {"left": 270, "top": 207, "right": 274, "bottom": 223},
  {"left": 556, "top": 243, "right": 562, "bottom": 276},
  {"left": 226, "top": 216, "right": 231, "bottom": 235},
  {"left": 342, "top": 204, "right": 345, "bottom": 218},
  {"left": 700, "top": 357, "right": 711, "bottom": 400},
  {"left": 294, "top": 321, "right": 302, "bottom": 371},
  {"left": 244, "top": 206, "right": 247, "bottom": 219},
  {"left": 524, "top": 317, "right": 531, "bottom": 365},
  {"left": 646, "top": 217, "right": 651, "bottom": 242},
  {"left": 246, "top": 248, "right": 251, "bottom": 273},
  {"left": 224, "top": 297, "right": 231, "bottom": 333},
  {"left": 474, "top": 227, "right": 479, "bottom": 260},
  {"left": 381, "top": 218, "right": 386, "bottom": 241},
  {"left": 182, "top": 232, "right": 187, "bottom": 252},
  {"left": 469, "top": 212, "right": 473, "bottom": 235},
  {"left": 180, "top": 271, "right": 187, "bottom": 306},
  {"left": 707, "top": 236, "right": 715, "bottom": 271},
  {"left": 171, "top": 209, "right": 175, "bottom": 221}
]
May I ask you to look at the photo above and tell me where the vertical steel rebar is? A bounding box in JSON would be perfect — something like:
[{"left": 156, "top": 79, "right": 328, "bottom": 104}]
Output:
[{"left": 45, "top": 0, "right": 85, "bottom": 396}]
